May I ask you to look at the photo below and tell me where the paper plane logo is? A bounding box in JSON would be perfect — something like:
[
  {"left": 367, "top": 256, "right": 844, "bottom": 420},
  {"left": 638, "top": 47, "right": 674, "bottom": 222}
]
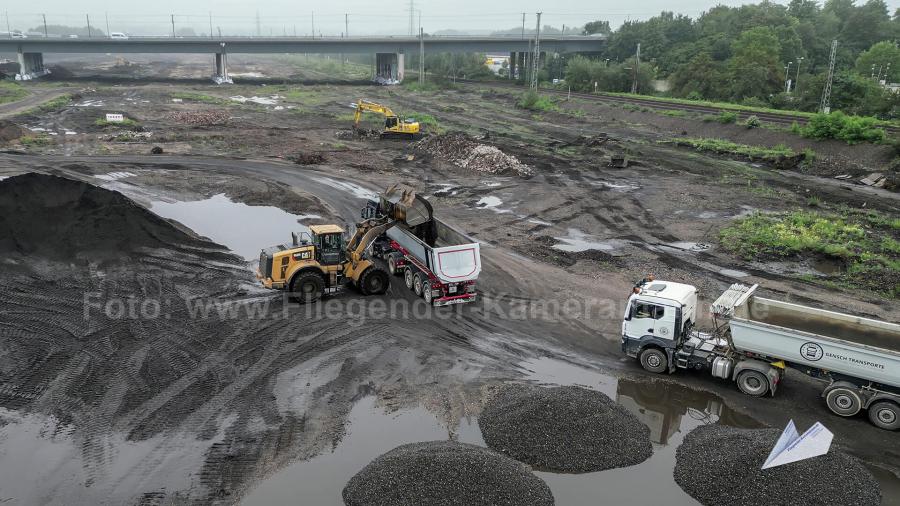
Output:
[{"left": 762, "top": 419, "right": 833, "bottom": 470}]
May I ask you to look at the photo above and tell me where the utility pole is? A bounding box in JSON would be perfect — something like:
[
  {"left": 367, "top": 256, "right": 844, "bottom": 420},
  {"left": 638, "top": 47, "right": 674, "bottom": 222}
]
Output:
[
  {"left": 794, "top": 57, "right": 804, "bottom": 94},
  {"left": 345, "top": 13, "right": 349, "bottom": 38},
  {"left": 311, "top": 12, "right": 314, "bottom": 38},
  {"left": 209, "top": 13, "right": 213, "bottom": 39},
  {"left": 820, "top": 39, "right": 837, "bottom": 114},
  {"left": 86, "top": 14, "right": 92, "bottom": 38},
  {"left": 170, "top": 14, "right": 175, "bottom": 38},
  {"left": 218, "top": 26, "right": 222, "bottom": 38},
  {"left": 5, "top": 12, "right": 10, "bottom": 39},
  {"left": 521, "top": 13, "right": 526, "bottom": 40},
  {"left": 784, "top": 61, "right": 792, "bottom": 94},
  {"left": 42, "top": 14, "right": 47, "bottom": 38},
  {"left": 256, "top": 11, "right": 261, "bottom": 37},
  {"left": 529, "top": 12, "right": 542, "bottom": 90},
  {"left": 408, "top": 0, "right": 415, "bottom": 36},
  {"left": 419, "top": 27, "right": 425, "bottom": 85},
  {"left": 631, "top": 42, "right": 640, "bottom": 94},
  {"left": 105, "top": 12, "right": 110, "bottom": 38}
]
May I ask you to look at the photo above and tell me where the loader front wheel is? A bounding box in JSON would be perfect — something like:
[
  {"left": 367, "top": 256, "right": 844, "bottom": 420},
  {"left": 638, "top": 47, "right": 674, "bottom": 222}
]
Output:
[
  {"left": 289, "top": 272, "right": 325, "bottom": 304},
  {"left": 359, "top": 267, "right": 390, "bottom": 296}
]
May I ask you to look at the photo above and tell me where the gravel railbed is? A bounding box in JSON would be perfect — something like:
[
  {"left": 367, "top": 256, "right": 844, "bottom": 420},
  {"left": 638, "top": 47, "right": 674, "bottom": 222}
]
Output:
[
  {"left": 674, "top": 424, "right": 881, "bottom": 506},
  {"left": 478, "top": 383, "right": 653, "bottom": 472},
  {"left": 342, "top": 441, "right": 554, "bottom": 506}
]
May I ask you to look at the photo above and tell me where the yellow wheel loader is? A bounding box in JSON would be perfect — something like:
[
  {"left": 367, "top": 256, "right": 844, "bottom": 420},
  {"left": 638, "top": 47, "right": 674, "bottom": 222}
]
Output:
[
  {"left": 256, "top": 184, "right": 432, "bottom": 303},
  {"left": 351, "top": 99, "right": 421, "bottom": 139}
]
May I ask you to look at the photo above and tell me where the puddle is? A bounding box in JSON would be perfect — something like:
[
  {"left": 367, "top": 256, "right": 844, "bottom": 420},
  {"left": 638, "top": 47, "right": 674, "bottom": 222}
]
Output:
[
  {"left": 528, "top": 218, "right": 552, "bottom": 226},
  {"left": 666, "top": 242, "right": 711, "bottom": 252},
  {"left": 296, "top": 213, "right": 322, "bottom": 221},
  {"left": 311, "top": 176, "right": 377, "bottom": 200},
  {"left": 431, "top": 183, "right": 458, "bottom": 196},
  {"left": 0, "top": 408, "right": 233, "bottom": 504},
  {"left": 149, "top": 194, "right": 309, "bottom": 260},
  {"left": 552, "top": 228, "right": 623, "bottom": 253},
  {"left": 230, "top": 95, "right": 282, "bottom": 105},
  {"left": 476, "top": 196, "right": 502, "bottom": 208},
  {"left": 230, "top": 72, "right": 266, "bottom": 78},
  {"left": 94, "top": 171, "right": 137, "bottom": 181},
  {"left": 242, "top": 356, "right": 767, "bottom": 506},
  {"left": 593, "top": 180, "right": 640, "bottom": 192},
  {"left": 719, "top": 268, "right": 750, "bottom": 278},
  {"left": 73, "top": 100, "right": 104, "bottom": 107}
]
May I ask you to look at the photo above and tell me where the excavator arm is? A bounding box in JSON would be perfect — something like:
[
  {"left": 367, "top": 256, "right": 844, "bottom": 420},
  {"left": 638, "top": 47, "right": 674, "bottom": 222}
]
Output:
[{"left": 353, "top": 99, "right": 397, "bottom": 129}]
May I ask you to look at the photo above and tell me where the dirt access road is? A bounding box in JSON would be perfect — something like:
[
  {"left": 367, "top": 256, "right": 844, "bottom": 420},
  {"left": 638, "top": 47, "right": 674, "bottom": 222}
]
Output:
[{"left": 1, "top": 152, "right": 897, "bottom": 504}]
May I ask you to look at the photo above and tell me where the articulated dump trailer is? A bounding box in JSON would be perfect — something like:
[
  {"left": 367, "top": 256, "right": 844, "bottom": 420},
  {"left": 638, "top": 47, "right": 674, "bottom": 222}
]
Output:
[{"left": 621, "top": 280, "right": 900, "bottom": 430}]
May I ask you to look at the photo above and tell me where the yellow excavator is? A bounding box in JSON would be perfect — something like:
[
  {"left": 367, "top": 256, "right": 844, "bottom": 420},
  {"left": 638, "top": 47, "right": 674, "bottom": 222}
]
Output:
[
  {"left": 352, "top": 99, "right": 421, "bottom": 139},
  {"left": 257, "top": 184, "right": 432, "bottom": 302}
]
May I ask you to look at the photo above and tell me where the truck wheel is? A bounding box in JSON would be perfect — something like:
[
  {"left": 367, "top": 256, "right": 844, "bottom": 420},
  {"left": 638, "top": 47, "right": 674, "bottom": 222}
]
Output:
[
  {"left": 868, "top": 401, "right": 900, "bottom": 430},
  {"left": 404, "top": 268, "right": 414, "bottom": 290},
  {"left": 289, "top": 272, "right": 325, "bottom": 304},
  {"left": 423, "top": 284, "right": 434, "bottom": 304},
  {"left": 825, "top": 385, "right": 862, "bottom": 417},
  {"left": 359, "top": 267, "right": 390, "bottom": 296},
  {"left": 413, "top": 273, "right": 424, "bottom": 297},
  {"left": 639, "top": 348, "right": 668, "bottom": 374},
  {"left": 736, "top": 370, "right": 769, "bottom": 397},
  {"left": 388, "top": 255, "right": 401, "bottom": 276}
]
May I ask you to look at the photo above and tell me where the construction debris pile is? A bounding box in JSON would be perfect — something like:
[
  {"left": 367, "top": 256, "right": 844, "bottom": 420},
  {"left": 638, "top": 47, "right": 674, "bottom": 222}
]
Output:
[
  {"left": 289, "top": 152, "right": 327, "bottom": 165},
  {"left": 674, "top": 425, "right": 882, "bottom": 506},
  {"left": 342, "top": 441, "right": 554, "bottom": 506},
  {"left": 478, "top": 384, "right": 652, "bottom": 472},
  {"left": 414, "top": 132, "right": 534, "bottom": 176},
  {"left": 169, "top": 110, "right": 230, "bottom": 126}
]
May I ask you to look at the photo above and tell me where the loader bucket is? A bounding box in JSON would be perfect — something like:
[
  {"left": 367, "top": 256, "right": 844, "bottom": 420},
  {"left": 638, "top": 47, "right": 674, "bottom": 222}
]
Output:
[{"left": 382, "top": 184, "right": 433, "bottom": 227}]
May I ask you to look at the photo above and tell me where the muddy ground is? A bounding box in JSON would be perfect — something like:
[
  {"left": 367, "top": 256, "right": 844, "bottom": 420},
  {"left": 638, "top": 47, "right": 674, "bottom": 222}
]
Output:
[{"left": 0, "top": 55, "right": 898, "bottom": 505}]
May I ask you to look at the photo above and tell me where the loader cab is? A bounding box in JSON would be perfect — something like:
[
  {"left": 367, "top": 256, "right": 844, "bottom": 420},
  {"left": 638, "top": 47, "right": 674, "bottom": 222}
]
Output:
[
  {"left": 310, "top": 224, "right": 346, "bottom": 265},
  {"left": 385, "top": 116, "right": 399, "bottom": 129}
]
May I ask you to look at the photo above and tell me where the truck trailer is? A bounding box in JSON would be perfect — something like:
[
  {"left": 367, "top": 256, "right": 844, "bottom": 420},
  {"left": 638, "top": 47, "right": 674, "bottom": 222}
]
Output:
[{"left": 621, "top": 278, "right": 900, "bottom": 430}]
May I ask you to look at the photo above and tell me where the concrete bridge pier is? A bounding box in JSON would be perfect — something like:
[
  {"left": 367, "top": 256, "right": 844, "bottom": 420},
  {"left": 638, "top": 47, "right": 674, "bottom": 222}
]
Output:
[
  {"left": 16, "top": 51, "right": 50, "bottom": 81},
  {"left": 509, "top": 51, "right": 517, "bottom": 79},
  {"left": 374, "top": 52, "right": 404, "bottom": 84},
  {"left": 213, "top": 52, "right": 233, "bottom": 84}
]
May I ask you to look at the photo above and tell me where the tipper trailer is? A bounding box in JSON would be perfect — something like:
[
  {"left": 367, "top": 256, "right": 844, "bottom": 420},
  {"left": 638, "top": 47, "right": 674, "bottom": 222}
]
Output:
[{"left": 621, "top": 278, "right": 900, "bottom": 430}]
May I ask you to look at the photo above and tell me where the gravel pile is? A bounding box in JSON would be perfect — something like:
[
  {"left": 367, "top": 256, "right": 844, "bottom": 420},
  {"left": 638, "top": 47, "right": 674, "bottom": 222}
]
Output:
[
  {"left": 414, "top": 132, "right": 533, "bottom": 176},
  {"left": 674, "top": 424, "right": 881, "bottom": 506},
  {"left": 478, "top": 383, "right": 652, "bottom": 472},
  {"left": 342, "top": 441, "right": 554, "bottom": 506},
  {"left": 169, "top": 110, "right": 230, "bottom": 126}
]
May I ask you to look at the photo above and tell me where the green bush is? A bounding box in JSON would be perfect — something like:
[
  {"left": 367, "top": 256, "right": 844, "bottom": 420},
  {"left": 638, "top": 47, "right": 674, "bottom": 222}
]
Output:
[
  {"left": 800, "top": 111, "right": 885, "bottom": 144},
  {"left": 717, "top": 111, "right": 738, "bottom": 124},
  {"left": 517, "top": 91, "right": 558, "bottom": 112},
  {"left": 745, "top": 115, "right": 761, "bottom": 128}
]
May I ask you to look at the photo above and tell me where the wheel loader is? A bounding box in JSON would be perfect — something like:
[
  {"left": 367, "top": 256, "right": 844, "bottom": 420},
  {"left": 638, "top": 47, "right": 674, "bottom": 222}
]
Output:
[{"left": 256, "top": 184, "right": 432, "bottom": 303}]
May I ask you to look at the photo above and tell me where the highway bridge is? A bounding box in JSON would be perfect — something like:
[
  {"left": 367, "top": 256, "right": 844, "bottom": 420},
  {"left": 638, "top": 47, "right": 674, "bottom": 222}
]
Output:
[{"left": 0, "top": 36, "right": 605, "bottom": 83}]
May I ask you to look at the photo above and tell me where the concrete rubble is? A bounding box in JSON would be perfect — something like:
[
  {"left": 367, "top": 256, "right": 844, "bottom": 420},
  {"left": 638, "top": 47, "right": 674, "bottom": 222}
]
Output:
[
  {"left": 674, "top": 424, "right": 882, "bottom": 506},
  {"left": 414, "top": 132, "right": 534, "bottom": 176},
  {"left": 170, "top": 110, "right": 231, "bottom": 126},
  {"left": 342, "top": 441, "right": 554, "bottom": 506},
  {"left": 478, "top": 383, "right": 653, "bottom": 472}
]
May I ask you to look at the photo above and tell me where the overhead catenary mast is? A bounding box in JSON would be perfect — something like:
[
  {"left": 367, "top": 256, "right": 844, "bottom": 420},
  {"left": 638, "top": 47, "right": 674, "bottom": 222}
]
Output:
[
  {"left": 529, "top": 12, "right": 542, "bottom": 90},
  {"left": 820, "top": 39, "right": 838, "bottom": 114}
]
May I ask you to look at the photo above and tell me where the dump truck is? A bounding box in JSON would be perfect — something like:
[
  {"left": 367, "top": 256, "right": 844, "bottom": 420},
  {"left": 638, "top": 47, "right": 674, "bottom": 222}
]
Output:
[
  {"left": 256, "top": 184, "right": 432, "bottom": 302},
  {"left": 621, "top": 278, "right": 900, "bottom": 430},
  {"left": 367, "top": 193, "right": 481, "bottom": 306}
]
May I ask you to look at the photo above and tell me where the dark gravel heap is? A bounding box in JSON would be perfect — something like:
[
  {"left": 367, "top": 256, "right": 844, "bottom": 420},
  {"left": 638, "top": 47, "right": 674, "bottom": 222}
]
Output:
[
  {"left": 342, "top": 441, "right": 554, "bottom": 506},
  {"left": 478, "top": 383, "right": 653, "bottom": 472},
  {"left": 675, "top": 424, "right": 882, "bottom": 506}
]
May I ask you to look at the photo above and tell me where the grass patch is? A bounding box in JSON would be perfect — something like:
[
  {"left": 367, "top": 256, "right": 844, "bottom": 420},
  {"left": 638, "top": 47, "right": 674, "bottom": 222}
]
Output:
[
  {"left": 517, "top": 91, "right": 558, "bottom": 112},
  {"left": 94, "top": 117, "right": 139, "bottom": 127},
  {"left": 280, "top": 87, "right": 326, "bottom": 105},
  {"left": 720, "top": 210, "right": 900, "bottom": 297},
  {"left": 170, "top": 92, "right": 229, "bottom": 105},
  {"left": 661, "top": 109, "right": 687, "bottom": 117},
  {"left": 0, "top": 81, "right": 28, "bottom": 104},
  {"left": 716, "top": 111, "right": 738, "bottom": 124},
  {"left": 668, "top": 137, "right": 797, "bottom": 161},
  {"left": 19, "top": 134, "right": 53, "bottom": 147},
  {"left": 405, "top": 112, "right": 443, "bottom": 134},
  {"left": 796, "top": 111, "right": 885, "bottom": 144},
  {"left": 36, "top": 94, "right": 73, "bottom": 112}
]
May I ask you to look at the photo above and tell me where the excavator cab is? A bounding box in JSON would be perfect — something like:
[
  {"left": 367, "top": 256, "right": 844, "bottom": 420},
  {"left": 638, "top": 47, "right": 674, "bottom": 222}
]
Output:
[{"left": 310, "top": 224, "right": 345, "bottom": 265}]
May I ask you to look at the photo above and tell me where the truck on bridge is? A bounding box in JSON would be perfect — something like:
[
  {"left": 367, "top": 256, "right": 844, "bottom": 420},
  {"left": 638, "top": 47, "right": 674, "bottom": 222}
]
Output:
[{"left": 621, "top": 278, "right": 900, "bottom": 430}]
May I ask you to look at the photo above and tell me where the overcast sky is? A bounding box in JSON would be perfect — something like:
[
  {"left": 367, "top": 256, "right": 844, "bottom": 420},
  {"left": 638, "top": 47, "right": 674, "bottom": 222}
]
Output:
[{"left": 5, "top": 0, "right": 900, "bottom": 36}]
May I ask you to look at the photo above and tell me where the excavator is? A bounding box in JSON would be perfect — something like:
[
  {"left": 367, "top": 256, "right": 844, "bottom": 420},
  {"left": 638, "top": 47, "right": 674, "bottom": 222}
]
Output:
[
  {"left": 257, "top": 184, "right": 432, "bottom": 303},
  {"left": 351, "top": 99, "right": 421, "bottom": 139}
]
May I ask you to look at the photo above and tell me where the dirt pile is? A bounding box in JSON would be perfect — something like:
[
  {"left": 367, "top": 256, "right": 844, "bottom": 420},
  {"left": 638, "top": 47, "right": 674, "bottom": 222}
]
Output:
[
  {"left": 342, "top": 441, "right": 554, "bottom": 506},
  {"left": 0, "top": 173, "right": 220, "bottom": 262},
  {"left": 170, "top": 110, "right": 230, "bottom": 126},
  {"left": 674, "top": 425, "right": 881, "bottom": 506},
  {"left": 0, "top": 120, "right": 26, "bottom": 142},
  {"left": 414, "top": 132, "right": 534, "bottom": 176},
  {"left": 289, "top": 151, "right": 327, "bottom": 165},
  {"left": 478, "top": 383, "right": 652, "bottom": 472}
]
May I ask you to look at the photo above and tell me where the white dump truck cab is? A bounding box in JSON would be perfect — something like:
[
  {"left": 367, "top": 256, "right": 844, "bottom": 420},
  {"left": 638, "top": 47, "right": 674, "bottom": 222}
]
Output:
[{"left": 622, "top": 278, "right": 698, "bottom": 372}]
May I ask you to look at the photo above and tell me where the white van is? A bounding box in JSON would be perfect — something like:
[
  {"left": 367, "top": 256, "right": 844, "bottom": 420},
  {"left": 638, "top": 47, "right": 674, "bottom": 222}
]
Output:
[{"left": 110, "top": 32, "right": 129, "bottom": 40}]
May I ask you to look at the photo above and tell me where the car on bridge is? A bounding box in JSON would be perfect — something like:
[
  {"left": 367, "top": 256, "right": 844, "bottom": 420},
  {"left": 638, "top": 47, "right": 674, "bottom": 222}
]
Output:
[{"left": 110, "top": 32, "right": 129, "bottom": 40}]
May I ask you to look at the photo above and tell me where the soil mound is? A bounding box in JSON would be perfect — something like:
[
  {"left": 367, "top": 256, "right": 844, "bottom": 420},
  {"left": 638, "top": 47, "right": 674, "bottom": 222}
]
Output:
[
  {"left": 414, "top": 132, "right": 533, "bottom": 176},
  {"left": 675, "top": 424, "right": 881, "bottom": 506},
  {"left": 0, "top": 120, "right": 27, "bottom": 142},
  {"left": 342, "top": 441, "right": 554, "bottom": 506},
  {"left": 0, "top": 173, "right": 216, "bottom": 261},
  {"left": 478, "top": 383, "right": 652, "bottom": 472}
]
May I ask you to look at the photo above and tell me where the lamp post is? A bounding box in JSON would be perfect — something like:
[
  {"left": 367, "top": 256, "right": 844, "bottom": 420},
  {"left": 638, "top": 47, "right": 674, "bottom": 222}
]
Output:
[
  {"left": 794, "top": 57, "right": 803, "bottom": 93},
  {"left": 784, "top": 61, "right": 792, "bottom": 94}
]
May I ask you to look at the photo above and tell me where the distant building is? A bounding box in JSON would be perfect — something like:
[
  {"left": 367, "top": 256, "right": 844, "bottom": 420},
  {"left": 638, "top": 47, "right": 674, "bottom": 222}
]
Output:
[{"left": 484, "top": 54, "right": 509, "bottom": 75}]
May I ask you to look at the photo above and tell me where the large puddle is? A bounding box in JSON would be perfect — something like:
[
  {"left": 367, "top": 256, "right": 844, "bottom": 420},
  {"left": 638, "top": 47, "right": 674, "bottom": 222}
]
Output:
[
  {"left": 149, "top": 194, "right": 311, "bottom": 261},
  {"left": 239, "top": 357, "right": 772, "bottom": 506}
]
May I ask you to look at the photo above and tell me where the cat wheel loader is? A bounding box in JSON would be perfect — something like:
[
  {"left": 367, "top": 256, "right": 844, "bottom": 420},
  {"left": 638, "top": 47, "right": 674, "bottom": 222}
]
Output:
[{"left": 256, "top": 184, "right": 432, "bottom": 303}]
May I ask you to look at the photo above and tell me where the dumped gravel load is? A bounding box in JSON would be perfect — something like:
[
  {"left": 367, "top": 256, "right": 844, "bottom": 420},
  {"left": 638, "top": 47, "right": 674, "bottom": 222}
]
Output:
[
  {"left": 674, "top": 424, "right": 881, "bottom": 506},
  {"left": 342, "top": 441, "right": 554, "bottom": 506},
  {"left": 170, "top": 110, "right": 230, "bottom": 126},
  {"left": 0, "top": 173, "right": 219, "bottom": 261},
  {"left": 414, "top": 132, "right": 534, "bottom": 176},
  {"left": 478, "top": 383, "right": 652, "bottom": 472}
]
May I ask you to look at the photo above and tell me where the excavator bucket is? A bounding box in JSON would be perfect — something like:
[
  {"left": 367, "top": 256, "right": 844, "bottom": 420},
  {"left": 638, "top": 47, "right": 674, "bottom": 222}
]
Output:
[{"left": 382, "top": 184, "right": 433, "bottom": 226}]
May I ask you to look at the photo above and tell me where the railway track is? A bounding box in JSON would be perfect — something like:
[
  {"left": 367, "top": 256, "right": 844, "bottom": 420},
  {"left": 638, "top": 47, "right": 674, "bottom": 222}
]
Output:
[{"left": 457, "top": 79, "right": 900, "bottom": 135}]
